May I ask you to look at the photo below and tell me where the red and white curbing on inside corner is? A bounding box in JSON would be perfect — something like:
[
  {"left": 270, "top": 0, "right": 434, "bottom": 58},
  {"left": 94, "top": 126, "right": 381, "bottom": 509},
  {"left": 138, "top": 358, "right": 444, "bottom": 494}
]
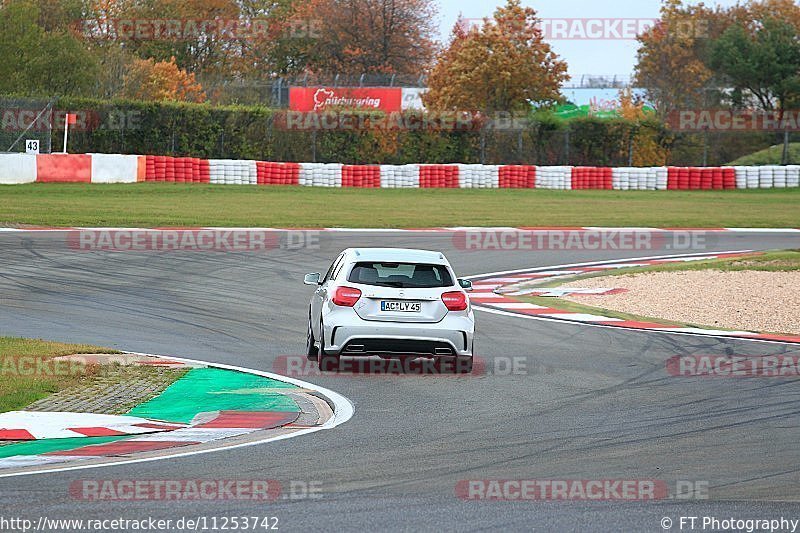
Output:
[
  {"left": 1, "top": 152, "right": 800, "bottom": 190},
  {"left": 468, "top": 251, "right": 800, "bottom": 345},
  {"left": 0, "top": 412, "right": 186, "bottom": 441},
  {"left": 0, "top": 353, "right": 355, "bottom": 477}
]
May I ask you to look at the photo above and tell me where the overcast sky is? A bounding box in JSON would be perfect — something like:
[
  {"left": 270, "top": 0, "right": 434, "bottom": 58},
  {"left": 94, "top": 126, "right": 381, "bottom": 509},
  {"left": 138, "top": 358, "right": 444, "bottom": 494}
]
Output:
[{"left": 435, "top": 0, "right": 744, "bottom": 84}]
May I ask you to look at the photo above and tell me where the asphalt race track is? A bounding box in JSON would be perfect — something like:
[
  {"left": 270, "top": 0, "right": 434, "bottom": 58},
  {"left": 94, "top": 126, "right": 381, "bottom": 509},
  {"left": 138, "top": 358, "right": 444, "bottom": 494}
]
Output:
[{"left": 1, "top": 229, "right": 799, "bottom": 532}]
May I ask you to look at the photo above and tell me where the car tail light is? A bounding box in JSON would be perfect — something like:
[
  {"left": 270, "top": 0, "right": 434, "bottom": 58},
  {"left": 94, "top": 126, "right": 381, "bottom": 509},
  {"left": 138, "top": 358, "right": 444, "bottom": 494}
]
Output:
[
  {"left": 332, "top": 286, "right": 362, "bottom": 307},
  {"left": 441, "top": 291, "right": 468, "bottom": 311}
]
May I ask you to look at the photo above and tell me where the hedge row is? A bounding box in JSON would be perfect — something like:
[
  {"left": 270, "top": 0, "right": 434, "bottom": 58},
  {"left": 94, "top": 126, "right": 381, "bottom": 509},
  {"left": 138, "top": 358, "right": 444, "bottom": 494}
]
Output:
[{"left": 48, "top": 97, "right": 774, "bottom": 166}]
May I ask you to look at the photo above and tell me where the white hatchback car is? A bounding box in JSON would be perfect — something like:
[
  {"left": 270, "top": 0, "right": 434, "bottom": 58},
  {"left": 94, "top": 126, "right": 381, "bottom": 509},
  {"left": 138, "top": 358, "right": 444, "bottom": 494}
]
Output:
[{"left": 304, "top": 248, "right": 475, "bottom": 372}]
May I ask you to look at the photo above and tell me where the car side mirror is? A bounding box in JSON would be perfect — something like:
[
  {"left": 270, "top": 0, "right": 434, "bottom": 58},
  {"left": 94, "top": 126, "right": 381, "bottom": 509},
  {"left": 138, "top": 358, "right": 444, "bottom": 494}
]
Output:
[
  {"left": 304, "top": 273, "right": 322, "bottom": 286},
  {"left": 458, "top": 279, "right": 473, "bottom": 291}
]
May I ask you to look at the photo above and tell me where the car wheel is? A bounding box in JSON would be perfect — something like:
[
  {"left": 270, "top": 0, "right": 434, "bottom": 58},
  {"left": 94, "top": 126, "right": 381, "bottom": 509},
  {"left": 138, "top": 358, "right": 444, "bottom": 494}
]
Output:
[
  {"left": 306, "top": 313, "right": 318, "bottom": 360},
  {"left": 318, "top": 320, "right": 340, "bottom": 372}
]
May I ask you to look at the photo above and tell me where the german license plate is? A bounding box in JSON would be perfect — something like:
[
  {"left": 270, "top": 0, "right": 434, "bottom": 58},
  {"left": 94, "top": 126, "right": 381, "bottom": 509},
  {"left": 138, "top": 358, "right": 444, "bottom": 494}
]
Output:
[{"left": 381, "top": 301, "right": 421, "bottom": 312}]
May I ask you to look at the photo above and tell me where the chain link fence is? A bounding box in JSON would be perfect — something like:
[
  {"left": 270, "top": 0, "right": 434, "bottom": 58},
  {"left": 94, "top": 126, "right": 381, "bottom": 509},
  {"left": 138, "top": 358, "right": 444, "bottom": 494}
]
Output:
[{"left": 0, "top": 98, "right": 56, "bottom": 154}]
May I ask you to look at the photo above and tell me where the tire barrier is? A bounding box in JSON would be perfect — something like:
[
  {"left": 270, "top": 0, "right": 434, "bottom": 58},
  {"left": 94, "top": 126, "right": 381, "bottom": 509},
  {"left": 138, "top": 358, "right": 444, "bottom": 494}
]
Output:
[
  {"left": 4, "top": 153, "right": 800, "bottom": 190},
  {"left": 256, "top": 162, "right": 300, "bottom": 185},
  {"left": 536, "top": 166, "right": 572, "bottom": 189},
  {"left": 35, "top": 154, "right": 91, "bottom": 183},
  {"left": 0, "top": 153, "right": 38, "bottom": 184},
  {"left": 342, "top": 165, "right": 381, "bottom": 188},
  {"left": 299, "top": 162, "right": 343, "bottom": 187},
  {"left": 419, "top": 165, "right": 459, "bottom": 188},
  {"left": 498, "top": 165, "right": 536, "bottom": 189},
  {"left": 788, "top": 166, "right": 800, "bottom": 188},
  {"left": 611, "top": 167, "right": 668, "bottom": 190},
  {"left": 572, "top": 167, "right": 612, "bottom": 190},
  {"left": 667, "top": 167, "right": 736, "bottom": 190},
  {"left": 380, "top": 164, "right": 420, "bottom": 188},
  {"left": 457, "top": 164, "right": 499, "bottom": 188},
  {"left": 209, "top": 159, "right": 257, "bottom": 185},
  {"left": 143, "top": 155, "right": 209, "bottom": 183}
]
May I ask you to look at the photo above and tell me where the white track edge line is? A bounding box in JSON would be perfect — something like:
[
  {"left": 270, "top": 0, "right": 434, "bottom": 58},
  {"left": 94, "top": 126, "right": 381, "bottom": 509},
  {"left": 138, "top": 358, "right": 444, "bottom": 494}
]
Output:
[
  {"left": 473, "top": 305, "right": 799, "bottom": 346},
  {"left": 464, "top": 250, "right": 755, "bottom": 280}
]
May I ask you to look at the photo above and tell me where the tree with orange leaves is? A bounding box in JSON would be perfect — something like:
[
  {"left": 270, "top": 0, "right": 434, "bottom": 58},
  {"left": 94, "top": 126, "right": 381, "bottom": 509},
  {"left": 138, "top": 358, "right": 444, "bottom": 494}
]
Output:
[
  {"left": 424, "top": 0, "right": 568, "bottom": 113},
  {"left": 121, "top": 57, "right": 206, "bottom": 102},
  {"left": 287, "top": 0, "right": 437, "bottom": 77},
  {"left": 633, "top": 0, "right": 720, "bottom": 117}
]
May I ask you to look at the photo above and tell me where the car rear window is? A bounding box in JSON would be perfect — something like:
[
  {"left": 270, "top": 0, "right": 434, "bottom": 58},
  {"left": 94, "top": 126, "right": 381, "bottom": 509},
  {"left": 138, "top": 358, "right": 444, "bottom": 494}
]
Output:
[{"left": 348, "top": 262, "right": 454, "bottom": 288}]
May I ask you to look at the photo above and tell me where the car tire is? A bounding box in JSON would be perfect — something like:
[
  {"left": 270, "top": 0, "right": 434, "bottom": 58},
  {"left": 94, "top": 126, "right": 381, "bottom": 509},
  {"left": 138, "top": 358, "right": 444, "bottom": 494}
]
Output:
[{"left": 306, "top": 313, "right": 318, "bottom": 360}]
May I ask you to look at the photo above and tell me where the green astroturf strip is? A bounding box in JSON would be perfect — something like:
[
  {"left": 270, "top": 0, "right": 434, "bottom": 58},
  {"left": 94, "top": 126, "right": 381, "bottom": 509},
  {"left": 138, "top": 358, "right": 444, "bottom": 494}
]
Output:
[
  {"left": 127, "top": 367, "right": 300, "bottom": 424},
  {"left": 0, "top": 436, "right": 132, "bottom": 458}
]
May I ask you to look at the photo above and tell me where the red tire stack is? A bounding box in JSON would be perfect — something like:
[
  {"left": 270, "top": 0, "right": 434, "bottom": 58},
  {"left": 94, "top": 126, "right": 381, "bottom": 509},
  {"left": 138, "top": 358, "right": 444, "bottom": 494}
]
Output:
[
  {"left": 174, "top": 157, "right": 185, "bottom": 183},
  {"left": 256, "top": 162, "right": 301, "bottom": 185},
  {"left": 145, "top": 155, "right": 157, "bottom": 181},
  {"left": 198, "top": 159, "right": 211, "bottom": 183},
  {"left": 419, "top": 165, "right": 459, "bottom": 188},
  {"left": 164, "top": 156, "right": 175, "bottom": 182},
  {"left": 154, "top": 156, "right": 167, "bottom": 182},
  {"left": 722, "top": 167, "right": 735, "bottom": 189},
  {"left": 499, "top": 165, "right": 536, "bottom": 188},
  {"left": 699, "top": 168, "right": 713, "bottom": 190},
  {"left": 571, "top": 167, "right": 612, "bottom": 189},
  {"left": 711, "top": 167, "right": 724, "bottom": 189},
  {"left": 342, "top": 165, "right": 380, "bottom": 188}
]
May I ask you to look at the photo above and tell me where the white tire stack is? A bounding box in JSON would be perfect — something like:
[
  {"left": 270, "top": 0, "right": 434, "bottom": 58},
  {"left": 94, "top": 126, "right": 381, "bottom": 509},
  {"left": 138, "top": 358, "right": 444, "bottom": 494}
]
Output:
[
  {"left": 536, "top": 166, "right": 572, "bottom": 189},
  {"left": 655, "top": 167, "right": 668, "bottom": 190},
  {"left": 758, "top": 166, "right": 773, "bottom": 188},
  {"left": 208, "top": 159, "right": 225, "bottom": 184},
  {"left": 612, "top": 167, "right": 630, "bottom": 190},
  {"left": 746, "top": 167, "right": 760, "bottom": 189},
  {"left": 772, "top": 165, "right": 787, "bottom": 188},
  {"left": 786, "top": 165, "right": 800, "bottom": 187}
]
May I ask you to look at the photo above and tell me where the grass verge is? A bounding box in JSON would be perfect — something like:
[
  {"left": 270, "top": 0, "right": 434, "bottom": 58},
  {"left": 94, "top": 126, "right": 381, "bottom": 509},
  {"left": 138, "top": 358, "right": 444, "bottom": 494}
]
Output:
[
  {"left": 0, "top": 337, "right": 119, "bottom": 413},
  {"left": 728, "top": 143, "right": 800, "bottom": 165},
  {"left": 1, "top": 184, "right": 800, "bottom": 227},
  {"left": 0, "top": 337, "right": 186, "bottom": 415}
]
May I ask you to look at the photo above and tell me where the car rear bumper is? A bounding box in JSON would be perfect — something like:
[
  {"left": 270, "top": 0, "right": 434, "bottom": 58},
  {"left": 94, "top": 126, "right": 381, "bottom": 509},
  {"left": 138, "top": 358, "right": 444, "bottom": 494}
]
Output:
[{"left": 323, "top": 315, "right": 474, "bottom": 357}]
